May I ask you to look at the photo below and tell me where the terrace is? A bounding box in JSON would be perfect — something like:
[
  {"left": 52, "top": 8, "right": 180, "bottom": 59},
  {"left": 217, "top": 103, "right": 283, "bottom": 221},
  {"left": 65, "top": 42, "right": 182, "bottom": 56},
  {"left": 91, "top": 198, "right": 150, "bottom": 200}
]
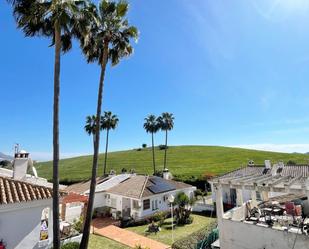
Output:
[{"left": 212, "top": 162, "right": 309, "bottom": 249}]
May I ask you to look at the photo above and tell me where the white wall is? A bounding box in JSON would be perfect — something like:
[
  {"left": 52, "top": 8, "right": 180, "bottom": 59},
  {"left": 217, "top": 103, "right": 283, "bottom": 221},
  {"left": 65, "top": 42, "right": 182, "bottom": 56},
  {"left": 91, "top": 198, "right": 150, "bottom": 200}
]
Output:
[
  {"left": 65, "top": 203, "right": 84, "bottom": 223},
  {"left": 93, "top": 192, "right": 106, "bottom": 209},
  {"left": 0, "top": 199, "right": 52, "bottom": 249},
  {"left": 220, "top": 219, "right": 308, "bottom": 249},
  {"left": 140, "top": 188, "right": 195, "bottom": 218}
]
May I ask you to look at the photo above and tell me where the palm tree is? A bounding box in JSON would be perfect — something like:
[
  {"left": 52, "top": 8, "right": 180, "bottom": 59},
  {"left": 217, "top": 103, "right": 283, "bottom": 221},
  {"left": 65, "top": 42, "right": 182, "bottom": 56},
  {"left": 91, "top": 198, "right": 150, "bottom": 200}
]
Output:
[
  {"left": 84, "top": 115, "right": 100, "bottom": 145},
  {"left": 78, "top": 1, "right": 138, "bottom": 247},
  {"left": 101, "top": 111, "right": 119, "bottom": 176},
  {"left": 143, "top": 115, "right": 159, "bottom": 174},
  {"left": 10, "top": 1, "right": 92, "bottom": 248},
  {"left": 158, "top": 112, "right": 175, "bottom": 170}
]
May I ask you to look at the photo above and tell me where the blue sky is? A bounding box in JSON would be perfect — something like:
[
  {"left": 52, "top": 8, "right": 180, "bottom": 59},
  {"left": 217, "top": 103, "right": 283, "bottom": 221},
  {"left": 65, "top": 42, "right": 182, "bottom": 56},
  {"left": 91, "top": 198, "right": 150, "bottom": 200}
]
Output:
[{"left": 2, "top": 0, "right": 309, "bottom": 161}]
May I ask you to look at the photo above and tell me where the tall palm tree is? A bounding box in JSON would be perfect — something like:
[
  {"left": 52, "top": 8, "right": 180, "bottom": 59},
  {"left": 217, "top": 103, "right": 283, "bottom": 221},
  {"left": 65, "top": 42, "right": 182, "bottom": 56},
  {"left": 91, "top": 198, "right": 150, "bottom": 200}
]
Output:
[
  {"left": 158, "top": 112, "right": 175, "bottom": 170},
  {"left": 143, "top": 115, "right": 159, "bottom": 174},
  {"left": 101, "top": 111, "right": 119, "bottom": 176},
  {"left": 11, "top": 1, "right": 92, "bottom": 248},
  {"left": 78, "top": 1, "right": 138, "bottom": 247},
  {"left": 84, "top": 115, "right": 100, "bottom": 144}
]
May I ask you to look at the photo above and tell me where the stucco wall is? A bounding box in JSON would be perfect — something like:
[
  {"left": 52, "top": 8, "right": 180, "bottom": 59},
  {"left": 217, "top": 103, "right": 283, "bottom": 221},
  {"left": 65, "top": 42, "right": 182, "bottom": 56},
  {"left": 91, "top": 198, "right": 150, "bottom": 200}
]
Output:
[
  {"left": 140, "top": 188, "right": 195, "bottom": 218},
  {"left": 220, "top": 218, "right": 309, "bottom": 249},
  {"left": 0, "top": 199, "right": 52, "bottom": 249},
  {"left": 93, "top": 192, "right": 106, "bottom": 209}
]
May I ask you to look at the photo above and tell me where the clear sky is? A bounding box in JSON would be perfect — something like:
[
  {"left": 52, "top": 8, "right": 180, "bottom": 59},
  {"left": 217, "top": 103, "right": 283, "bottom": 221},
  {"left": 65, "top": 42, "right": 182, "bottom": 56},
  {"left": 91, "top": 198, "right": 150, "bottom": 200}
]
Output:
[{"left": 2, "top": 0, "right": 309, "bottom": 161}]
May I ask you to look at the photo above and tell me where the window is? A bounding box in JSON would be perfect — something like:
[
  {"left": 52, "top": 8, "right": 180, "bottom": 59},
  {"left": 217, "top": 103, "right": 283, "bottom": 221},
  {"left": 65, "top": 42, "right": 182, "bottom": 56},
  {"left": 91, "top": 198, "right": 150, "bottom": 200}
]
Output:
[
  {"left": 133, "top": 200, "right": 140, "bottom": 209},
  {"left": 152, "top": 199, "right": 158, "bottom": 211},
  {"left": 143, "top": 199, "right": 150, "bottom": 210}
]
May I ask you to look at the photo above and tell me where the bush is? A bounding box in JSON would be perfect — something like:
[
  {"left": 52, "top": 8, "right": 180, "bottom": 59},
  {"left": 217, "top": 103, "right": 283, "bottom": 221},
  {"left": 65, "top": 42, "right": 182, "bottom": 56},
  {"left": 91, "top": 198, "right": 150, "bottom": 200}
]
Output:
[
  {"left": 142, "top": 143, "right": 147, "bottom": 148},
  {"left": 158, "top": 144, "right": 168, "bottom": 150},
  {"left": 120, "top": 217, "right": 149, "bottom": 228},
  {"left": 152, "top": 211, "right": 167, "bottom": 226},
  {"left": 93, "top": 206, "right": 111, "bottom": 218},
  {"left": 60, "top": 242, "right": 80, "bottom": 249},
  {"left": 287, "top": 160, "right": 297, "bottom": 165},
  {"left": 72, "top": 218, "right": 83, "bottom": 233},
  {"left": 136, "top": 148, "right": 142, "bottom": 151},
  {"left": 172, "top": 220, "right": 217, "bottom": 249},
  {"left": 173, "top": 175, "right": 211, "bottom": 191},
  {"left": 134, "top": 245, "right": 150, "bottom": 249},
  {"left": 121, "top": 168, "right": 127, "bottom": 173},
  {"left": 153, "top": 170, "right": 163, "bottom": 177}
]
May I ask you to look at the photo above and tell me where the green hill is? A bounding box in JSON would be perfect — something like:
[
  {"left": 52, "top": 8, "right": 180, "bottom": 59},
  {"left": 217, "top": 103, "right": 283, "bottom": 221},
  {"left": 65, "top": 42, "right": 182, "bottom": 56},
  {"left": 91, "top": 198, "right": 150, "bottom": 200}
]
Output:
[{"left": 35, "top": 145, "right": 309, "bottom": 182}]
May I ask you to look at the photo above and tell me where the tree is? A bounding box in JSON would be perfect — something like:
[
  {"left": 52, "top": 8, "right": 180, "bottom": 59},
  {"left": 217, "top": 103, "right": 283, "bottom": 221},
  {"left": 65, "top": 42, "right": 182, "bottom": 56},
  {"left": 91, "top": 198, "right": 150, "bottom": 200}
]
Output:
[
  {"left": 101, "top": 111, "right": 119, "bottom": 176},
  {"left": 143, "top": 115, "right": 160, "bottom": 174},
  {"left": 157, "top": 113, "right": 174, "bottom": 170},
  {"left": 10, "top": 1, "right": 92, "bottom": 248},
  {"left": 84, "top": 115, "right": 102, "bottom": 145},
  {"left": 174, "top": 192, "right": 195, "bottom": 225},
  {"left": 78, "top": 1, "right": 138, "bottom": 247}
]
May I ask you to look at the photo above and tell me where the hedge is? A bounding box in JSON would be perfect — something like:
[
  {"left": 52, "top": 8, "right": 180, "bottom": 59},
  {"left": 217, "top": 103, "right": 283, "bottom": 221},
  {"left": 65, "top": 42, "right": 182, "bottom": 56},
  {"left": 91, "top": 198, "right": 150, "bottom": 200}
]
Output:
[{"left": 171, "top": 220, "right": 217, "bottom": 249}]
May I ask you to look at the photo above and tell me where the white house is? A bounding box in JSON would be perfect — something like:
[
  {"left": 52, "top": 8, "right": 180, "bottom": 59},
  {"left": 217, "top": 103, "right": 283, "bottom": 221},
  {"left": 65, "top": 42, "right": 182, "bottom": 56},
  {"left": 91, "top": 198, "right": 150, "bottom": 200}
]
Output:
[
  {"left": 0, "top": 176, "right": 53, "bottom": 249},
  {"left": 210, "top": 161, "right": 309, "bottom": 209},
  {"left": 66, "top": 173, "right": 196, "bottom": 220},
  {"left": 65, "top": 173, "right": 133, "bottom": 210},
  {"left": 210, "top": 161, "right": 309, "bottom": 249},
  {"left": 103, "top": 175, "right": 196, "bottom": 219}
]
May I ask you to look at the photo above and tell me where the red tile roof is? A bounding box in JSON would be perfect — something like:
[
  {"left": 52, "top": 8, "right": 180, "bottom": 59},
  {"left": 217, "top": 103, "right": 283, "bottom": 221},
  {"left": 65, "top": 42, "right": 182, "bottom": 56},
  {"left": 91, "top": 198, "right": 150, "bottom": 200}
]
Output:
[{"left": 0, "top": 176, "right": 52, "bottom": 205}]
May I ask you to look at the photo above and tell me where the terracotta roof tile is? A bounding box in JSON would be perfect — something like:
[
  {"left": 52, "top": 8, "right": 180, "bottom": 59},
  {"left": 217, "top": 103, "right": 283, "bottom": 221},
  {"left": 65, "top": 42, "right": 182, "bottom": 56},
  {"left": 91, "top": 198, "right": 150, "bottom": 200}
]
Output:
[{"left": 0, "top": 176, "right": 53, "bottom": 205}]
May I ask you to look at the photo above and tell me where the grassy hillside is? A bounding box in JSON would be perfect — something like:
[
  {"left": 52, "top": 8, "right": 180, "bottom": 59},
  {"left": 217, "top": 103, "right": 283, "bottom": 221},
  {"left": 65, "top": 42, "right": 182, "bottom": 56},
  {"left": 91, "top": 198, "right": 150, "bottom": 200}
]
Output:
[{"left": 35, "top": 145, "right": 309, "bottom": 182}]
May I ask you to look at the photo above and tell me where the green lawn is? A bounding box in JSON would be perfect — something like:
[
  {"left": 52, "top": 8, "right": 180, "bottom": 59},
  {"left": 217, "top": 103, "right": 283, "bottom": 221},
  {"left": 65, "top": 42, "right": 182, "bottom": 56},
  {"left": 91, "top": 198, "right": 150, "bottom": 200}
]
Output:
[
  {"left": 126, "top": 214, "right": 216, "bottom": 246},
  {"left": 35, "top": 145, "right": 309, "bottom": 182},
  {"left": 89, "top": 234, "right": 129, "bottom": 249}
]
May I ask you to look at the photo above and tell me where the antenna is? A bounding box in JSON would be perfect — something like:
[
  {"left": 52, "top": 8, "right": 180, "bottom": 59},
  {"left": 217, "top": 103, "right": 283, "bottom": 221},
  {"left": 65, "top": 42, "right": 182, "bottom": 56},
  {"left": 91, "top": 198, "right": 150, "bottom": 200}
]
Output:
[{"left": 14, "top": 143, "right": 20, "bottom": 154}]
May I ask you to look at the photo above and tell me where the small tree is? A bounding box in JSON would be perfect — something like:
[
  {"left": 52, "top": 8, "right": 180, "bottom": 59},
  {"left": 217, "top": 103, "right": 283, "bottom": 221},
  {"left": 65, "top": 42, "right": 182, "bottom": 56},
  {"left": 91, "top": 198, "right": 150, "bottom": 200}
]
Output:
[
  {"left": 142, "top": 143, "right": 147, "bottom": 149},
  {"left": 174, "top": 192, "right": 195, "bottom": 225}
]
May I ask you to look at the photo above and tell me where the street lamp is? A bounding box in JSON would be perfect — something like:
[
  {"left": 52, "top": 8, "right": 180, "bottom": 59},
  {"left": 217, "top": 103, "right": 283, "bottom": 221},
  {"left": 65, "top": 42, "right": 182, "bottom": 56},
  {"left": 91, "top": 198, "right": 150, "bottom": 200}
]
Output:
[{"left": 168, "top": 194, "right": 175, "bottom": 244}]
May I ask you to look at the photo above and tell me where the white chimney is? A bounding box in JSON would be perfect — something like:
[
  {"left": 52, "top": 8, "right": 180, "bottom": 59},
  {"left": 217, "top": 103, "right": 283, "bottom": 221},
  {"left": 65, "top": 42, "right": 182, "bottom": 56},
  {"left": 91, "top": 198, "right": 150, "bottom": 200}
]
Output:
[
  {"left": 163, "top": 168, "right": 172, "bottom": 180},
  {"left": 13, "top": 150, "right": 30, "bottom": 180},
  {"left": 264, "top": 160, "right": 272, "bottom": 169}
]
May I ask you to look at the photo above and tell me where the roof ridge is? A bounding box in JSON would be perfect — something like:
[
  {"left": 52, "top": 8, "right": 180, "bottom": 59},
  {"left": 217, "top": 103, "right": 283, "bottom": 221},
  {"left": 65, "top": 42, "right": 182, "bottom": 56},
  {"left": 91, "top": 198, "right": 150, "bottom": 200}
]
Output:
[
  {"left": 0, "top": 175, "right": 52, "bottom": 191},
  {"left": 139, "top": 175, "right": 149, "bottom": 199}
]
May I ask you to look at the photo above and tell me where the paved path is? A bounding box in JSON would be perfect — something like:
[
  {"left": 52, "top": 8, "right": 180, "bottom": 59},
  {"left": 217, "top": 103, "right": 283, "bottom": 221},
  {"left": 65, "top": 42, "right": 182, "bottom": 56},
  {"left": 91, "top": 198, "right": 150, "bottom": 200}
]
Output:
[{"left": 94, "top": 225, "right": 170, "bottom": 249}]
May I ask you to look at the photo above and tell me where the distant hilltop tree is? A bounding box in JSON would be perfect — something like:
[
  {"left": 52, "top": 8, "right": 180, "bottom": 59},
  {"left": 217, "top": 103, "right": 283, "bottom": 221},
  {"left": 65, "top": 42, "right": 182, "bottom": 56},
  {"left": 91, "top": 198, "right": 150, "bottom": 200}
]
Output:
[{"left": 287, "top": 160, "right": 297, "bottom": 165}]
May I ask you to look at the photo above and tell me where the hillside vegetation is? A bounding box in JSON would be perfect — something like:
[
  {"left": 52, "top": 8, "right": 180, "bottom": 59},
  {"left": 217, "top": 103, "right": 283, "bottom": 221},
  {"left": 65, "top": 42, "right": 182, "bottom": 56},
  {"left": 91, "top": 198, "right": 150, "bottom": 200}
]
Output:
[{"left": 35, "top": 146, "right": 309, "bottom": 182}]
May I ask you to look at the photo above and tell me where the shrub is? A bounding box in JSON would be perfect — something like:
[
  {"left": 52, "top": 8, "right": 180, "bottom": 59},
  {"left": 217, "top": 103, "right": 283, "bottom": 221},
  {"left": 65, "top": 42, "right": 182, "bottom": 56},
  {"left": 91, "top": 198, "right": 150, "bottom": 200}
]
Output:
[
  {"left": 121, "top": 168, "right": 127, "bottom": 173},
  {"left": 172, "top": 220, "right": 217, "bottom": 249},
  {"left": 136, "top": 148, "right": 142, "bottom": 151},
  {"left": 158, "top": 144, "right": 168, "bottom": 150},
  {"left": 152, "top": 211, "right": 167, "bottom": 226},
  {"left": 134, "top": 245, "right": 150, "bottom": 249},
  {"left": 153, "top": 170, "right": 163, "bottom": 177},
  {"left": 60, "top": 242, "right": 80, "bottom": 249},
  {"left": 120, "top": 217, "right": 149, "bottom": 228},
  {"left": 72, "top": 218, "right": 83, "bottom": 233},
  {"left": 94, "top": 206, "right": 111, "bottom": 218},
  {"left": 142, "top": 143, "right": 147, "bottom": 148},
  {"left": 194, "top": 189, "right": 203, "bottom": 196},
  {"left": 287, "top": 160, "right": 297, "bottom": 165},
  {"left": 174, "top": 192, "right": 195, "bottom": 225}
]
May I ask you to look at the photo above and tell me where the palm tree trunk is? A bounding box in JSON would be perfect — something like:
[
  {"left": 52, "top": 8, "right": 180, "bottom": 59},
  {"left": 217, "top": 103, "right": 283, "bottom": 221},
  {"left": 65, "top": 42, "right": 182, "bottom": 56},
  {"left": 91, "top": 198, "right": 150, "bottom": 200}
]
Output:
[
  {"left": 103, "top": 129, "right": 109, "bottom": 176},
  {"left": 151, "top": 132, "right": 156, "bottom": 174},
  {"left": 163, "top": 130, "right": 168, "bottom": 170},
  {"left": 52, "top": 23, "right": 61, "bottom": 249},
  {"left": 80, "top": 43, "right": 108, "bottom": 249}
]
